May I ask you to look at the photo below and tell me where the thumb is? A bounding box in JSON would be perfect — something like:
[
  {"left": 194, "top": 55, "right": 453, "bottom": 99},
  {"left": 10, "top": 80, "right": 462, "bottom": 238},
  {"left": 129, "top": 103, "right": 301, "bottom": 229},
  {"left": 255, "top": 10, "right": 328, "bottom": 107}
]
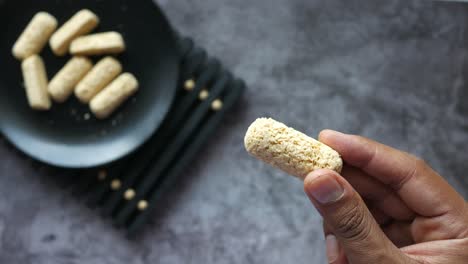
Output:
[{"left": 304, "top": 169, "right": 411, "bottom": 264}]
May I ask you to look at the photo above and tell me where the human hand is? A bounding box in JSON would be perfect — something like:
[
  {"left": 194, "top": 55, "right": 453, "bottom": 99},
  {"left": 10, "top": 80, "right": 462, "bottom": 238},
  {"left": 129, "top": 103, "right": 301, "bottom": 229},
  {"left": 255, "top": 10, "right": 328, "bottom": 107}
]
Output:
[{"left": 304, "top": 130, "right": 468, "bottom": 264}]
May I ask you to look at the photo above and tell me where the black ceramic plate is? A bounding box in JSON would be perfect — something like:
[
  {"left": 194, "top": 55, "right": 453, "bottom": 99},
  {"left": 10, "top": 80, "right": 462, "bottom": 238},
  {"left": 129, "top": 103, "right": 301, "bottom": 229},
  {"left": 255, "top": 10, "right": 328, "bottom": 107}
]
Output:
[{"left": 0, "top": 0, "right": 179, "bottom": 168}]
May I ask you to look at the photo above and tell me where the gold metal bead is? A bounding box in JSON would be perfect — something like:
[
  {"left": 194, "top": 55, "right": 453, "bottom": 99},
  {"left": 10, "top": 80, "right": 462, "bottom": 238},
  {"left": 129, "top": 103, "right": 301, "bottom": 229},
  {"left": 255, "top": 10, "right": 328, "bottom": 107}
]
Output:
[
  {"left": 137, "top": 200, "right": 148, "bottom": 211},
  {"left": 184, "top": 79, "right": 195, "bottom": 91},
  {"left": 110, "top": 179, "right": 121, "bottom": 190},
  {"left": 211, "top": 99, "right": 223, "bottom": 111},
  {"left": 124, "top": 188, "right": 135, "bottom": 200},
  {"left": 199, "top": 89, "right": 209, "bottom": 100},
  {"left": 97, "top": 169, "right": 107, "bottom": 181}
]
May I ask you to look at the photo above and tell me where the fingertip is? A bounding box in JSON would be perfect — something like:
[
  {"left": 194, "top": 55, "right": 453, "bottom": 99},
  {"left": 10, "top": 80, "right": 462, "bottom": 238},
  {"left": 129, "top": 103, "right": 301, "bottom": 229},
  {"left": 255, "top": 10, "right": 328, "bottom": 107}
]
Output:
[
  {"left": 304, "top": 169, "right": 339, "bottom": 187},
  {"left": 326, "top": 234, "right": 340, "bottom": 263},
  {"left": 304, "top": 169, "right": 333, "bottom": 196},
  {"left": 319, "top": 131, "right": 373, "bottom": 168},
  {"left": 304, "top": 169, "right": 345, "bottom": 205},
  {"left": 318, "top": 129, "right": 348, "bottom": 147},
  {"left": 318, "top": 129, "right": 337, "bottom": 141}
]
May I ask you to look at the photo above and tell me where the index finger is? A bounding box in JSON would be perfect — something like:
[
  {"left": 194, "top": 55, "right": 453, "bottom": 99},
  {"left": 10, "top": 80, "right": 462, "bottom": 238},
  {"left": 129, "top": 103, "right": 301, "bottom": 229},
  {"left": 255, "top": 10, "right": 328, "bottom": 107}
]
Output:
[{"left": 318, "top": 129, "right": 465, "bottom": 218}]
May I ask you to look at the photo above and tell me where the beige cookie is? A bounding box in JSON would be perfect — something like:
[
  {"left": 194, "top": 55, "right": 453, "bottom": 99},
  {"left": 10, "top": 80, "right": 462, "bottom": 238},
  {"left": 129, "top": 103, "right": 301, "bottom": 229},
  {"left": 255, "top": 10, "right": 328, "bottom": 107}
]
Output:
[
  {"left": 90, "top": 73, "right": 138, "bottom": 119},
  {"left": 75, "top": 56, "right": 122, "bottom": 103},
  {"left": 244, "top": 118, "right": 342, "bottom": 179},
  {"left": 21, "top": 55, "right": 51, "bottom": 110},
  {"left": 12, "top": 12, "right": 58, "bottom": 60},
  {"left": 70, "top": 31, "right": 125, "bottom": 56},
  {"left": 48, "top": 56, "right": 92, "bottom": 103},
  {"left": 49, "top": 9, "right": 99, "bottom": 56}
]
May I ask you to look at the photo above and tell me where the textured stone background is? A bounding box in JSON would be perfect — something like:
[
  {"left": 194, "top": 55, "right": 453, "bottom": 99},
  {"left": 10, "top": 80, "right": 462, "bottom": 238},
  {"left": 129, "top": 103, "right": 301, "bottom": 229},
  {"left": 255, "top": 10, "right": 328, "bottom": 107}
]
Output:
[{"left": 1, "top": 0, "right": 468, "bottom": 263}]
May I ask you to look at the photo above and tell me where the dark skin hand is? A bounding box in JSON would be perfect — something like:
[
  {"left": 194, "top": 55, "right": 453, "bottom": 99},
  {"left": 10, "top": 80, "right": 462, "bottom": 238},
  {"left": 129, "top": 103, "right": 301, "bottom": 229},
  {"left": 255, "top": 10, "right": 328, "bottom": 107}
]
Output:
[{"left": 303, "top": 130, "right": 468, "bottom": 264}]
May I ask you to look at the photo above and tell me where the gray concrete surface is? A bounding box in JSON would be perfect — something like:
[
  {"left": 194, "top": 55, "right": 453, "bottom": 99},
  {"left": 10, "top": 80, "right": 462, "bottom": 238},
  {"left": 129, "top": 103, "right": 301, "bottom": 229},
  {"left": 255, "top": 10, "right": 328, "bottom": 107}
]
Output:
[{"left": 1, "top": 0, "right": 468, "bottom": 263}]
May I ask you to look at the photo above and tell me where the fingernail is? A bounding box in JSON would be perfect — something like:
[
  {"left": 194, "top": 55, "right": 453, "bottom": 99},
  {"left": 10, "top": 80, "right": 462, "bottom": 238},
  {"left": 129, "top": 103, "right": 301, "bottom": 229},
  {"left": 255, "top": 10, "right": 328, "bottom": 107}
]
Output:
[
  {"left": 305, "top": 172, "right": 344, "bottom": 204},
  {"left": 325, "top": 129, "right": 345, "bottom": 135},
  {"left": 320, "top": 129, "right": 346, "bottom": 139},
  {"left": 326, "top": 234, "right": 339, "bottom": 263}
]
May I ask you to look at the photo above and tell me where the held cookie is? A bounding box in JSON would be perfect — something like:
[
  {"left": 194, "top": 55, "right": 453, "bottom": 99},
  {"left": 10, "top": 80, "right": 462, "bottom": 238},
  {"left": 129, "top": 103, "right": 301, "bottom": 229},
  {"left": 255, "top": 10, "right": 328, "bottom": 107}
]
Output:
[{"left": 244, "top": 118, "right": 342, "bottom": 179}]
